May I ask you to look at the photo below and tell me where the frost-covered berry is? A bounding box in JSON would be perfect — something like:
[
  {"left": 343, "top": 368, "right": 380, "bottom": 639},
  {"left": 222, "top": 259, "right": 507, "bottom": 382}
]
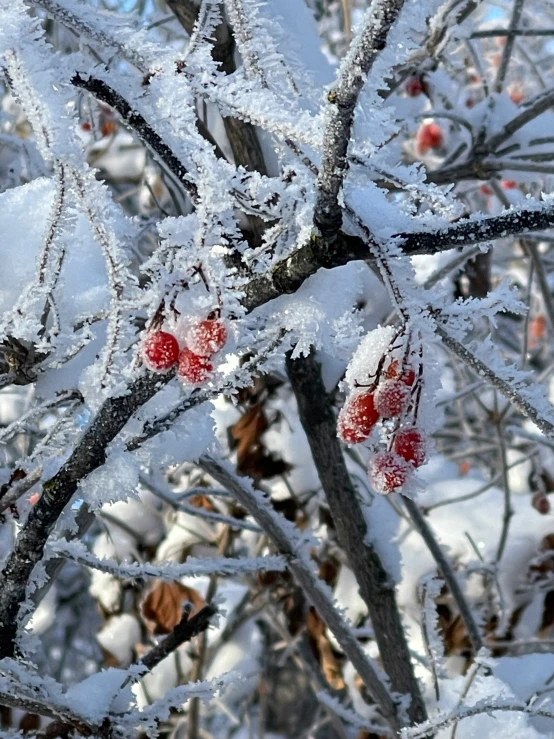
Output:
[
  {"left": 406, "top": 76, "right": 424, "bottom": 97},
  {"left": 142, "top": 331, "right": 180, "bottom": 372},
  {"left": 385, "top": 360, "right": 416, "bottom": 387},
  {"left": 416, "top": 122, "right": 443, "bottom": 153},
  {"left": 393, "top": 428, "right": 426, "bottom": 467},
  {"left": 177, "top": 347, "right": 213, "bottom": 384},
  {"left": 369, "top": 451, "right": 412, "bottom": 494},
  {"left": 337, "top": 391, "right": 380, "bottom": 444},
  {"left": 374, "top": 379, "right": 411, "bottom": 418},
  {"left": 186, "top": 319, "right": 227, "bottom": 357}
]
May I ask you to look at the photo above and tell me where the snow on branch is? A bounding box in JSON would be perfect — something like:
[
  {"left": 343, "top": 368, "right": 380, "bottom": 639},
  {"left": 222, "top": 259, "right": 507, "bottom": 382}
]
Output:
[
  {"left": 401, "top": 699, "right": 554, "bottom": 738},
  {"left": 198, "top": 454, "right": 400, "bottom": 734},
  {"left": 50, "top": 539, "right": 287, "bottom": 580}
]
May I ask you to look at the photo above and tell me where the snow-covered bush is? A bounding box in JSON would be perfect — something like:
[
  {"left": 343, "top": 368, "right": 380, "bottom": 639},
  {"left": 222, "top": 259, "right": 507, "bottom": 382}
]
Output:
[{"left": 2, "top": 0, "right": 554, "bottom": 736}]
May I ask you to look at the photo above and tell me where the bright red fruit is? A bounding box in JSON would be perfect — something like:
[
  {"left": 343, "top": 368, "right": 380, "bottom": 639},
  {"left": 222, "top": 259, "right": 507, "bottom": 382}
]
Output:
[
  {"left": 186, "top": 319, "right": 227, "bottom": 357},
  {"left": 416, "top": 122, "right": 444, "bottom": 153},
  {"left": 374, "top": 379, "right": 411, "bottom": 418},
  {"left": 501, "top": 179, "right": 517, "bottom": 189},
  {"left": 393, "top": 428, "right": 426, "bottom": 467},
  {"left": 177, "top": 347, "right": 213, "bottom": 384},
  {"left": 480, "top": 184, "right": 493, "bottom": 196},
  {"left": 406, "top": 76, "right": 424, "bottom": 97},
  {"left": 337, "top": 392, "right": 380, "bottom": 444},
  {"left": 142, "top": 331, "right": 180, "bottom": 371},
  {"left": 369, "top": 451, "right": 412, "bottom": 494}
]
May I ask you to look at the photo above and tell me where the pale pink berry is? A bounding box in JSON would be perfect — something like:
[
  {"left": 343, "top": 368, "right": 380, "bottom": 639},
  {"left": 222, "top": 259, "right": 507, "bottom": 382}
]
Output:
[
  {"left": 374, "top": 379, "right": 411, "bottom": 418},
  {"left": 369, "top": 451, "right": 412, "bottom": 494},
  {"left": 186, "top": 319, "right": 227, "bottom": 357}
]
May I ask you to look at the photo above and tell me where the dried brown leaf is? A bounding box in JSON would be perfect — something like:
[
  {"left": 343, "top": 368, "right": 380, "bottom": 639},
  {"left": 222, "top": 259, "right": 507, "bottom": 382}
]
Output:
[{"left": 142, "top": 581, "right": 204, "bottom": 635}]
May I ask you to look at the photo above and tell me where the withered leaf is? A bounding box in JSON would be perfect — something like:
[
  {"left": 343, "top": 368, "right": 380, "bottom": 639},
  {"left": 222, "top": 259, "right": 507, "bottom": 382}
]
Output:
[
  {"left": 142, "top": 581, "right": 204, "bottom": 635},
  {"left": 231, "top": 404, "right": 268, "bottom": 465},
  {"left": 306, "top": 608, "right": 345, "bottom": 690}
]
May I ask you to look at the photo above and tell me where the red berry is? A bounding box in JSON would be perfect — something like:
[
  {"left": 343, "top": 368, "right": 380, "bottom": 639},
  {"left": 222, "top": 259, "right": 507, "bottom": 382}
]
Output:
[
  {"left": 142, "top": 331, "right": 180, "bottom": 371},
  {"left": 186, "top": 319, "right": 227, "bottom": 357},
  {"left": 369, "top": 451, "right": 412, "bottom": 494},
  {"left": 501, "top": 179, "right": 517, "bottom": 189},
  {"left": 337, "top": 392, "right": 380, "bottom": 444},
  {"left": 532, "top": 492, "right": 550, "bottom": 515},
  {"left": 480, "top": 184, "right": 493, "bottom": 196},
  {"left": 374, "top": 379, "right": 411, "bottom": 419},
  {"left": 417, "top": 122, "right": 444, "bottom": 154},
  {"left": 81, "top": 121, "right": 92, "bottom": 131},
  {"left": 177, "top": 347, "right": 213, "bottom": 384},
  {"left": 393, "top": 428, "right": 426, "bottom": 467},
  {"left": 406, "top": 76, "right": 424, "bottom": 97},
  {"left": 385, "top": 360, "right": 416, "bottom": 386}
]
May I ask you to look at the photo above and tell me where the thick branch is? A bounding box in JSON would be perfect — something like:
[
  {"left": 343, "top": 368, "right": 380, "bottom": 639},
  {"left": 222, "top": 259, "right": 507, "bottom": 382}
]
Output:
[
  {"left": 285, "top": 352, "right": 427, "bottom": 727},
  {"left": 0, "top": 371, "right": 171, "bottom": 658},
  {"left": 242, "top": 202, "right": 554, "bottom": 310}
]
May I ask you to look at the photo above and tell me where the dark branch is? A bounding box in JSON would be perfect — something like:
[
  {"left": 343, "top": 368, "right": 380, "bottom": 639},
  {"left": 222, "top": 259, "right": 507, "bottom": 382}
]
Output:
[
  {"left": 140, "top": 604, "right": 217, "bottom": 672},
  {"left": 314, "top": 0, "right": 406, "bottom": 240},
  {"left": 286, "top": 351, "right": 428, "bottom": 727},
  {"left": 72, "top": 73, "right": 199, "bottom": 203},
  {"left": 242, "top": 203, "right": 554, "bottom": 310},
  {"left": 0, "top": 371, "right": 172, "bottom": 658}
]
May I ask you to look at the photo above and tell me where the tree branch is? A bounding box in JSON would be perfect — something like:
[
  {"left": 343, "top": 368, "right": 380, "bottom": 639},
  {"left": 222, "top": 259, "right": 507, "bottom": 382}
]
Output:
[
  {"left": 198, "top": 454, "right": 401, "bottom": 733},
  {"left": 139, "top": 604, "right": 217, "bottom": 672},
  {"left": 314, "top": 0, "right": 406, "bottom": 240},
  {"left": 403, "top": 498, "right": 483, "bottom": 654},
  {"left": 285, "top": 351, "right": 428, "bottom": 727}
]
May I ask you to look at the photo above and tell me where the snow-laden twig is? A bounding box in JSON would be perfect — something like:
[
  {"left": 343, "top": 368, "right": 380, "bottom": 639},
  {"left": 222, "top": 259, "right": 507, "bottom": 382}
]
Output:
[
  {"left": 198, "top": 454, "right": 401, "bottom": 733},
  {"left": 404, "top": 498, "right": 483, "bottom": 653},
  {"left": 314, "top": 0, "right": 406, "bottom": 240},
  {"left": 401, "top": 699, "right": 554, "bottom": 738},
  {"left": 49, "top": 538, "right": 286, "bottom": 580},
  {"left": 436, "top": 326, "right": 554, "bottom": 438}
]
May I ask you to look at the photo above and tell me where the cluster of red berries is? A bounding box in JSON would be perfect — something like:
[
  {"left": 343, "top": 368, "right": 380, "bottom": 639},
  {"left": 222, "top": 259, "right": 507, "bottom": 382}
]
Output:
[
  {"left": 141, "top": 318, "right": 227, "bottom": 384},
  {"left": 337, "top": 359, "right": 426, "bottom": 494}
]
